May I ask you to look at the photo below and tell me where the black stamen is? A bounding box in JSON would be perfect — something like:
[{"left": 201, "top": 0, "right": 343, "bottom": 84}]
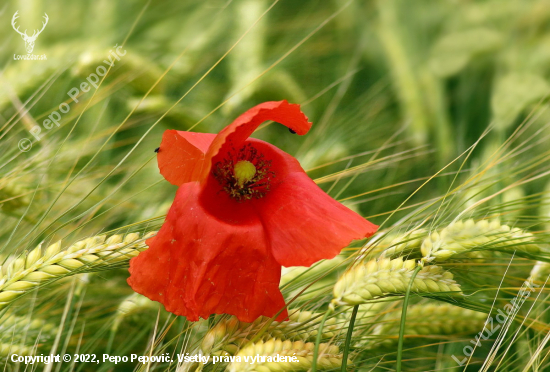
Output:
[
  {"left": 154, "top": 147, "right": 160, "bottom": 153},
  {"left": 289, "top": 128, "right": 296, "bottom": 134}
]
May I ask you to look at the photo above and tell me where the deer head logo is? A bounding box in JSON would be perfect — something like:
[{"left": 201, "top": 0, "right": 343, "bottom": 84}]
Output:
[{"left": 11, "top": 11, "right": 49, "bottom": 54}]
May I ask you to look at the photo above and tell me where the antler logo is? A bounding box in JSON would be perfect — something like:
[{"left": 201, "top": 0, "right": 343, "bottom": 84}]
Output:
[{"left": 11, "top": 11, "right": 49, "bottom": 54}]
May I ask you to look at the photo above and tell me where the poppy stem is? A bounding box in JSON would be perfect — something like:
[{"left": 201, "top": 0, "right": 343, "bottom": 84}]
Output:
[
  {"left": 341, "top": 305, "right": 358, "bottom": 371},
  {"left": 396, "top": 265, "right": 422, "bottom": 372},
  {"left": 312, "top": 307, "right": 332, "bottom": 372}
]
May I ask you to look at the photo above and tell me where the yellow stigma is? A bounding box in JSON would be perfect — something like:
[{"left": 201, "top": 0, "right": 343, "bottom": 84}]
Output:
[{"left": 234, "top": 160, "right": 256, "bottom": 186}]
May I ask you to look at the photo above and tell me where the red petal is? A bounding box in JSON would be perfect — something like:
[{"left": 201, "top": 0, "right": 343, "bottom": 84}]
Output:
[
  {"left": 157, "top": 130, "right": 216, "bottom": 186},
  {"left": 255, "top": 172, "right": 378, "bottom": 267},
  {"left": 127, "top": 182, "right": 288, "bottom": 322},
  {"left": 203, "top": 101, "right": 312, "bottom": 177}
]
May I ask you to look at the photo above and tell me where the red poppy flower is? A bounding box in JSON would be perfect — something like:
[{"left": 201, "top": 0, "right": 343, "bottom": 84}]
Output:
[{"left": 127, "top": 101, "right": 378, "bottom": 322}]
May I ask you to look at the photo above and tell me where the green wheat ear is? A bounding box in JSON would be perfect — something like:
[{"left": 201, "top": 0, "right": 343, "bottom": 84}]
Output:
[
  {"left": 365, "top": 303, "right": 487, "bottom": 349},
  {"left": 332, "top": 257, "right": 462, "bottom": 307},
  {"left": 201, "top": 310, "right": 339, "bottom": 358},
  {"left": 111, "top": 292, "right": 157, "bottom": 332},
  {"left": 421, "top": 219, "right": 539, "bottom": 261},
  {"left": 380, "top": 228, "right": 427, "bottom": 259},
  {"left": 0, "top": 231, "right": 156, "bottom": 310},
  {"left": 227, "top": 338, "right": 346, "bottom": 372},
  {"left": 529, "top": 261, "right": 550, "bottom": 283},
  {"left": 0, "top": 179, "right": 30, "bottom": 213}
]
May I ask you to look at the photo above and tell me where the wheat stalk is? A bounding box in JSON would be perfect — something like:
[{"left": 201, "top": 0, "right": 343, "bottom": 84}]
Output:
[
  {"left": 421, "top": 219, "right": 539, "bottom": 261},
  {"left": 0, "top": 231, "right": 156, "bottom": 310},
  {"left": 332, "top": 258, "right": 462, "bottom": 307},
  {"left": 366, "top": 303, "right": 486, "bottom": 348},
  {"left": 201, "top": 310, "right": 339, "bottom": 356},
  {"left": 227, "top": 338, "right": 345, "bottom": 372}
]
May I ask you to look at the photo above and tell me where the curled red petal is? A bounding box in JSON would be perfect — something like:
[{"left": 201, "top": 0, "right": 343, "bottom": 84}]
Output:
[
  {"left": 203, "top": 101, "right": 312, "bottom": 178},
  {"left": 255, "top": 171, "right": 378, "bottom": 267},
  {"left": 157, "top": 130, "right": 216, "bottom": 186},
  {"left": 127, "top": 182, "right": 288, "bottom": 322}
]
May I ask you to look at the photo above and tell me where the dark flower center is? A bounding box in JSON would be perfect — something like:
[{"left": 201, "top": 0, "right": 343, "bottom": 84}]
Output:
[{"left": 212, "top": 144, "right": 275, "bottom": 201}]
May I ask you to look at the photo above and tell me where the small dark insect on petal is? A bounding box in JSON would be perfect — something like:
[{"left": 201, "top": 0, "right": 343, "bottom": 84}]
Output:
[
  {"left": 154, "top": 147, "right": 160, "bottom": 153},
  {"left": 288, "top": 128, "right": 296, "bottom": 134}
]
